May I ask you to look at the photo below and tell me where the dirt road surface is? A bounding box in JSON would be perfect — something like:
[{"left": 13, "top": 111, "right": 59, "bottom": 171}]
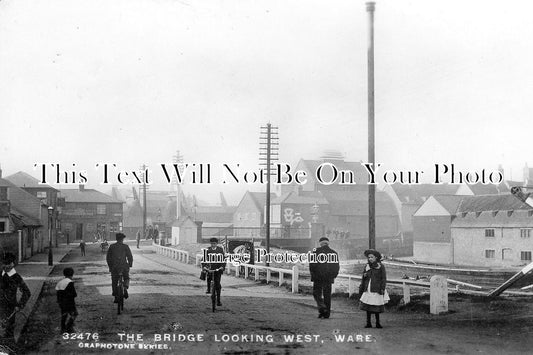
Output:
[{"left": 17, "top": 242, "right": 533, "bottom": 355}]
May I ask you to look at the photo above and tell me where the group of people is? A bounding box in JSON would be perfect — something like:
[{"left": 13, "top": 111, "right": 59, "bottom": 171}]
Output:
[
  {"left": 1, "top": 232, "right": 387, "bottom": 341},
  {"left": 309, "top": 237, "right": 388, "bottom": 328},
  {"left": 199, "top": 235, "right": 388, "bottom": 327}
]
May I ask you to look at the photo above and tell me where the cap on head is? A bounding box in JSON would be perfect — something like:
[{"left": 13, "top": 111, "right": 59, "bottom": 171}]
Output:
[
  {"left": 116, "top": 233, "right": 126, "bottom": 241},
  {"left": 319, "top": 237, "right": 329, "bottom": 243},
  {"left": 63, "top": 267, "right": 74, "bottom": 277},
  {"left": 209, "top": 237, "right": 218, "bottom": 243},
  {"left": 2, "top": 252, "right": 16, "bottom": 264}
]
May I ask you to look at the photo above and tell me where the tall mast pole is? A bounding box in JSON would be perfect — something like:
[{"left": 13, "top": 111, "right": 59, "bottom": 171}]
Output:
[{"left": 366, "top": 2, "right": 376, "bottom": 249}]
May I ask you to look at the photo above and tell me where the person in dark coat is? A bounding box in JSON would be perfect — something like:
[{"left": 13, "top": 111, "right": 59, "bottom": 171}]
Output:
[
  {"left": 201, "top": 238, "right": 225, "bottom": 306},
  {"left": 309, "top": 237, "right": 340, "bottom": 319},
  {"left": 56, "top": 267, "right": 77, "bottom": 333},
  {"left": 0, "top": 252, "right": 31, "bottom": 339},
  {"left": 79, "top": 240, "right": 86, "bottom": 256},
  {"left": 359, "top": 249, "right": 388, "bottom": 328},
  {"left": 106, "top": 233, "right": 133, "bottom": 303}
]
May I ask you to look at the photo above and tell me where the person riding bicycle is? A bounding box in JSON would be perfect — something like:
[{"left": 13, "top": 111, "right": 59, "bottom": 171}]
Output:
[
  {"left": 201, "top": 238, "right": 225, "bottom": 306},
  {"left": 106, "top": 233, "right": 133, "bottom": 303}
]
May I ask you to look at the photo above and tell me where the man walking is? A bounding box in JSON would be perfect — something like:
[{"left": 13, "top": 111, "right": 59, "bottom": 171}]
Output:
[
  {"left": 136, "top": 229, "right": 141, "bottom": 249},
  {"left": 309, "top": 237, "right": 339, "bottom": 319},
  {"left": 106, "top": 233, "right": 133, "bottom": 303}
]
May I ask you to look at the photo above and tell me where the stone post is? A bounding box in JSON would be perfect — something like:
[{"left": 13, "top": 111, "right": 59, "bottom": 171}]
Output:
[{"left": 430, "top": 275, "right": 448, "bottom": 314}]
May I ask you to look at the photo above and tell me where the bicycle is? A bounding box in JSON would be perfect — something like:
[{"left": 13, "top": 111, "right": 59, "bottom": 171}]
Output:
[
  {"left": 204, "top": 267, "right": 223, "bottom": 312},
  {"left": 115, "top": 272, "right": 125, "bottom": 315}
]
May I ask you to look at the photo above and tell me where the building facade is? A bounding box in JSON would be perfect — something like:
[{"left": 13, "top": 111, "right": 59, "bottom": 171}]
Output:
[{"left": 60, "top": 186, "right": 123, "bottom": 241}]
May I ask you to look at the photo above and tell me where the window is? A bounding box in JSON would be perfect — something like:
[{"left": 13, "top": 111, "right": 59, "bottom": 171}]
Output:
[
  {"left": 37, "top": 191, "right": 47, "bottom": 198},
  {"left": 520, "top": 229, "right": 532, "bottom": 238},
  {"left": 485, "top": 250, "right": 495, "bottom": 259},
  {"left": 485, "top": 229, "right": 495, "bottom": 237},
  {"left": 0, "top": 221, "right": 5, "bottom": 232},
  {"left": 96, "top": 204, "right": 106, "bottom": 215},
  {"left": 521, "top": 251, "right": 532, "bottom": 262}
]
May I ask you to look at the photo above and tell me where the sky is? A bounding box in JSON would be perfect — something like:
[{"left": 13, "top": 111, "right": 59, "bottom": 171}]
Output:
[{"left": 1, "top": 0, "right": 533, "bottom": 204}]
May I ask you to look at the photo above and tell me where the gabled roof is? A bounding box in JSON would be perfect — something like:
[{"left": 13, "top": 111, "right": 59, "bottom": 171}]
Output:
[
  {"left": 237, "top": 191, "right": 277, "bottom": 212},
  {"left": 4, "top": 171, "right": 58, "bottom": 190},
  {"left": 467, "top": 183, "right": 502, "bottom": 195},
  {"left": 432, "top": 195, "right": 465, "bottom": 214},
  {"left": 452, "top": 209, "right": 533, "bottom": 228},
  {"left": 0, "top": 177, "right": 43, "bottom": 219},
  {"left": 390, "top": 183, "right": 458, "bottom": 204},
  {"left": 456, "top": 194, "right": 532, "bottom": 213},
  {"left": 60, "top": 189, "right": 122, "bottom": 203},
  {"left": 415, "top": 193, "right": 532, "bottom": 218},
  {"left": 272, "top": 190, "right": 329, "bottom": 205}
]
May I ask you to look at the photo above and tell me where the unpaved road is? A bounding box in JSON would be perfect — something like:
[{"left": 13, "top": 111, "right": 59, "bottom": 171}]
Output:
[{"left": 18, "top": 242, "right": 533, "bottom": 354}]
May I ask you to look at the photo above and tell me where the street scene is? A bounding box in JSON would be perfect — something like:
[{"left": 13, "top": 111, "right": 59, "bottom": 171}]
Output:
[
  {"left": 7, "top": 239, "right": 533, "bottom": 354},
  {"left": 2, "top": 0, "right": 533, "bottom": 354}
]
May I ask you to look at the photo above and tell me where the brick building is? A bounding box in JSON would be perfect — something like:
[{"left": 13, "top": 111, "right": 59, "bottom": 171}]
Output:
[{"left": 60, "top": 186, "right": 123, "bottom": 242}]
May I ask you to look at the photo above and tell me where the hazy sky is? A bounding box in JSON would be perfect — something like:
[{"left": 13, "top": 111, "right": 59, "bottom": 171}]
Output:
[{"left": 1, "top": 0, "right": 532, "bottom": 204}]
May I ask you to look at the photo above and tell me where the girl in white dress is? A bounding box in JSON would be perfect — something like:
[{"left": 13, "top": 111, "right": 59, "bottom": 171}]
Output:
[{"left": 359, "top": 249, "right": 388, "bottom": 328}]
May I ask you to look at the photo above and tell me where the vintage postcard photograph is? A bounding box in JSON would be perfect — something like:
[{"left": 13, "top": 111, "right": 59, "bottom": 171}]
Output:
[{"left": 1, "top": 0, "right": 533, "bottom": 354}]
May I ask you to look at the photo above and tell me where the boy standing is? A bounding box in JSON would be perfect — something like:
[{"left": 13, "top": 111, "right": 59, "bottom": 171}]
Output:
[
  {"left": 56, "top": 267, "right": 77, "bottom": 333},
  {"left": 0, "top": 252, "right": 31, "bottom": 339}
]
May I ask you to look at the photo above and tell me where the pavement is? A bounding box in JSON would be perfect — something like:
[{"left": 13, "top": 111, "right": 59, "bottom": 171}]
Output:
[{"left": 11, "top": 242, "right": 79, "bottom": 342}]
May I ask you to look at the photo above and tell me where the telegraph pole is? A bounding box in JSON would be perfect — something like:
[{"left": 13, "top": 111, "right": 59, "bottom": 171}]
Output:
[
  {"left": 173, "top": 151, "right": 184, "bottom": 220},
  {"left": 141, "top": 164, "right": 147, "bottom": 239},
  {"left": 259, "top": 124, "right": 279, "bottom": 265},
  {"left": 366, "top": 2, "right": 376, "bottom": 249}
]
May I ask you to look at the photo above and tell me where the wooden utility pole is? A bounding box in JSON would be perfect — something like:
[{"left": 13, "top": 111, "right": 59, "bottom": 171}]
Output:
[
  {"left": 141, "top": 164, "right": 147, "bottom": 239},
  {"left": 259, "top": 124, "right": 278, "bottom": 265},
  {"left": 366, "top": 2, "right": 376, "bottom": 249}
]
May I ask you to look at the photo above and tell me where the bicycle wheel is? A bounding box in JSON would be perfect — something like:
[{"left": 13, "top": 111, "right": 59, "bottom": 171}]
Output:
[
  {"left": 117, "top": 277, "right": 124, "bottom": 315},
  {"left": 211, "top": 280, "right": 216, "bottom": 312}
]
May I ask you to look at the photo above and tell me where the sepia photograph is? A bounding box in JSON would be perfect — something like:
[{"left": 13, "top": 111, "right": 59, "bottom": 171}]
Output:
[{"left": 1, "top": 0, "right": 533, "bottom": 354}]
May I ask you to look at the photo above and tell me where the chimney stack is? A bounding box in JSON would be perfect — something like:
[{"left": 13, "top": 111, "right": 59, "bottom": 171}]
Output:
[{"left": 79, "top": 184, "right": 85, "bottom": 191}]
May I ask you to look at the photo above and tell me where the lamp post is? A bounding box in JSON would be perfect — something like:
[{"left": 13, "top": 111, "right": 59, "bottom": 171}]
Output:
[{"left": 48, "top": 206, "right": 54, "bottom": 266}]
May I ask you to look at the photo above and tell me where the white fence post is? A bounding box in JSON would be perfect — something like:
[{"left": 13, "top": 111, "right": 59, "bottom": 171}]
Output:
[
  {"left": 403, "top": 282, "right": 411, "bottom": 304},
  {"left": 430, "top": 275, "right": 448, "bottom": 315},
  {"left": 279, "top": 271, "right": 284, "bottom": 286},
  {"left": 267, "top": 269, "right": 271, "bottom": 283},
  {"left": 292, "top": 265, "right": 298, "bottom": 293},
  {"left": 348, "top": 277, "right": 355, "bottom": 297}
]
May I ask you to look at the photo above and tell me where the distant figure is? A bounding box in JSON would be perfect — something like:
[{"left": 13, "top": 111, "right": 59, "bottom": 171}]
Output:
[
  {"left": 0, "top": 252, "right": 31, "bottom": 339},
  {"left": 79, "top": 241, "right": 86, "bottom": 256},
  {"left": 101, "top": 239, "right": 109, "bottom": 253},
  {"left": 153, "top": 227, "right": 159, "bottom": 243},
  {"left": 309, "top": 237, "right": 339, "bottom": 319},
  {"left": 359, "top": 249, "right": 388, "bottom": 328},
  {"left": 56, "top": 267, "right": 77, "bottom": 333},
  {"left": 136, "top": 230, "right": 141, "bottom": 249}
]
